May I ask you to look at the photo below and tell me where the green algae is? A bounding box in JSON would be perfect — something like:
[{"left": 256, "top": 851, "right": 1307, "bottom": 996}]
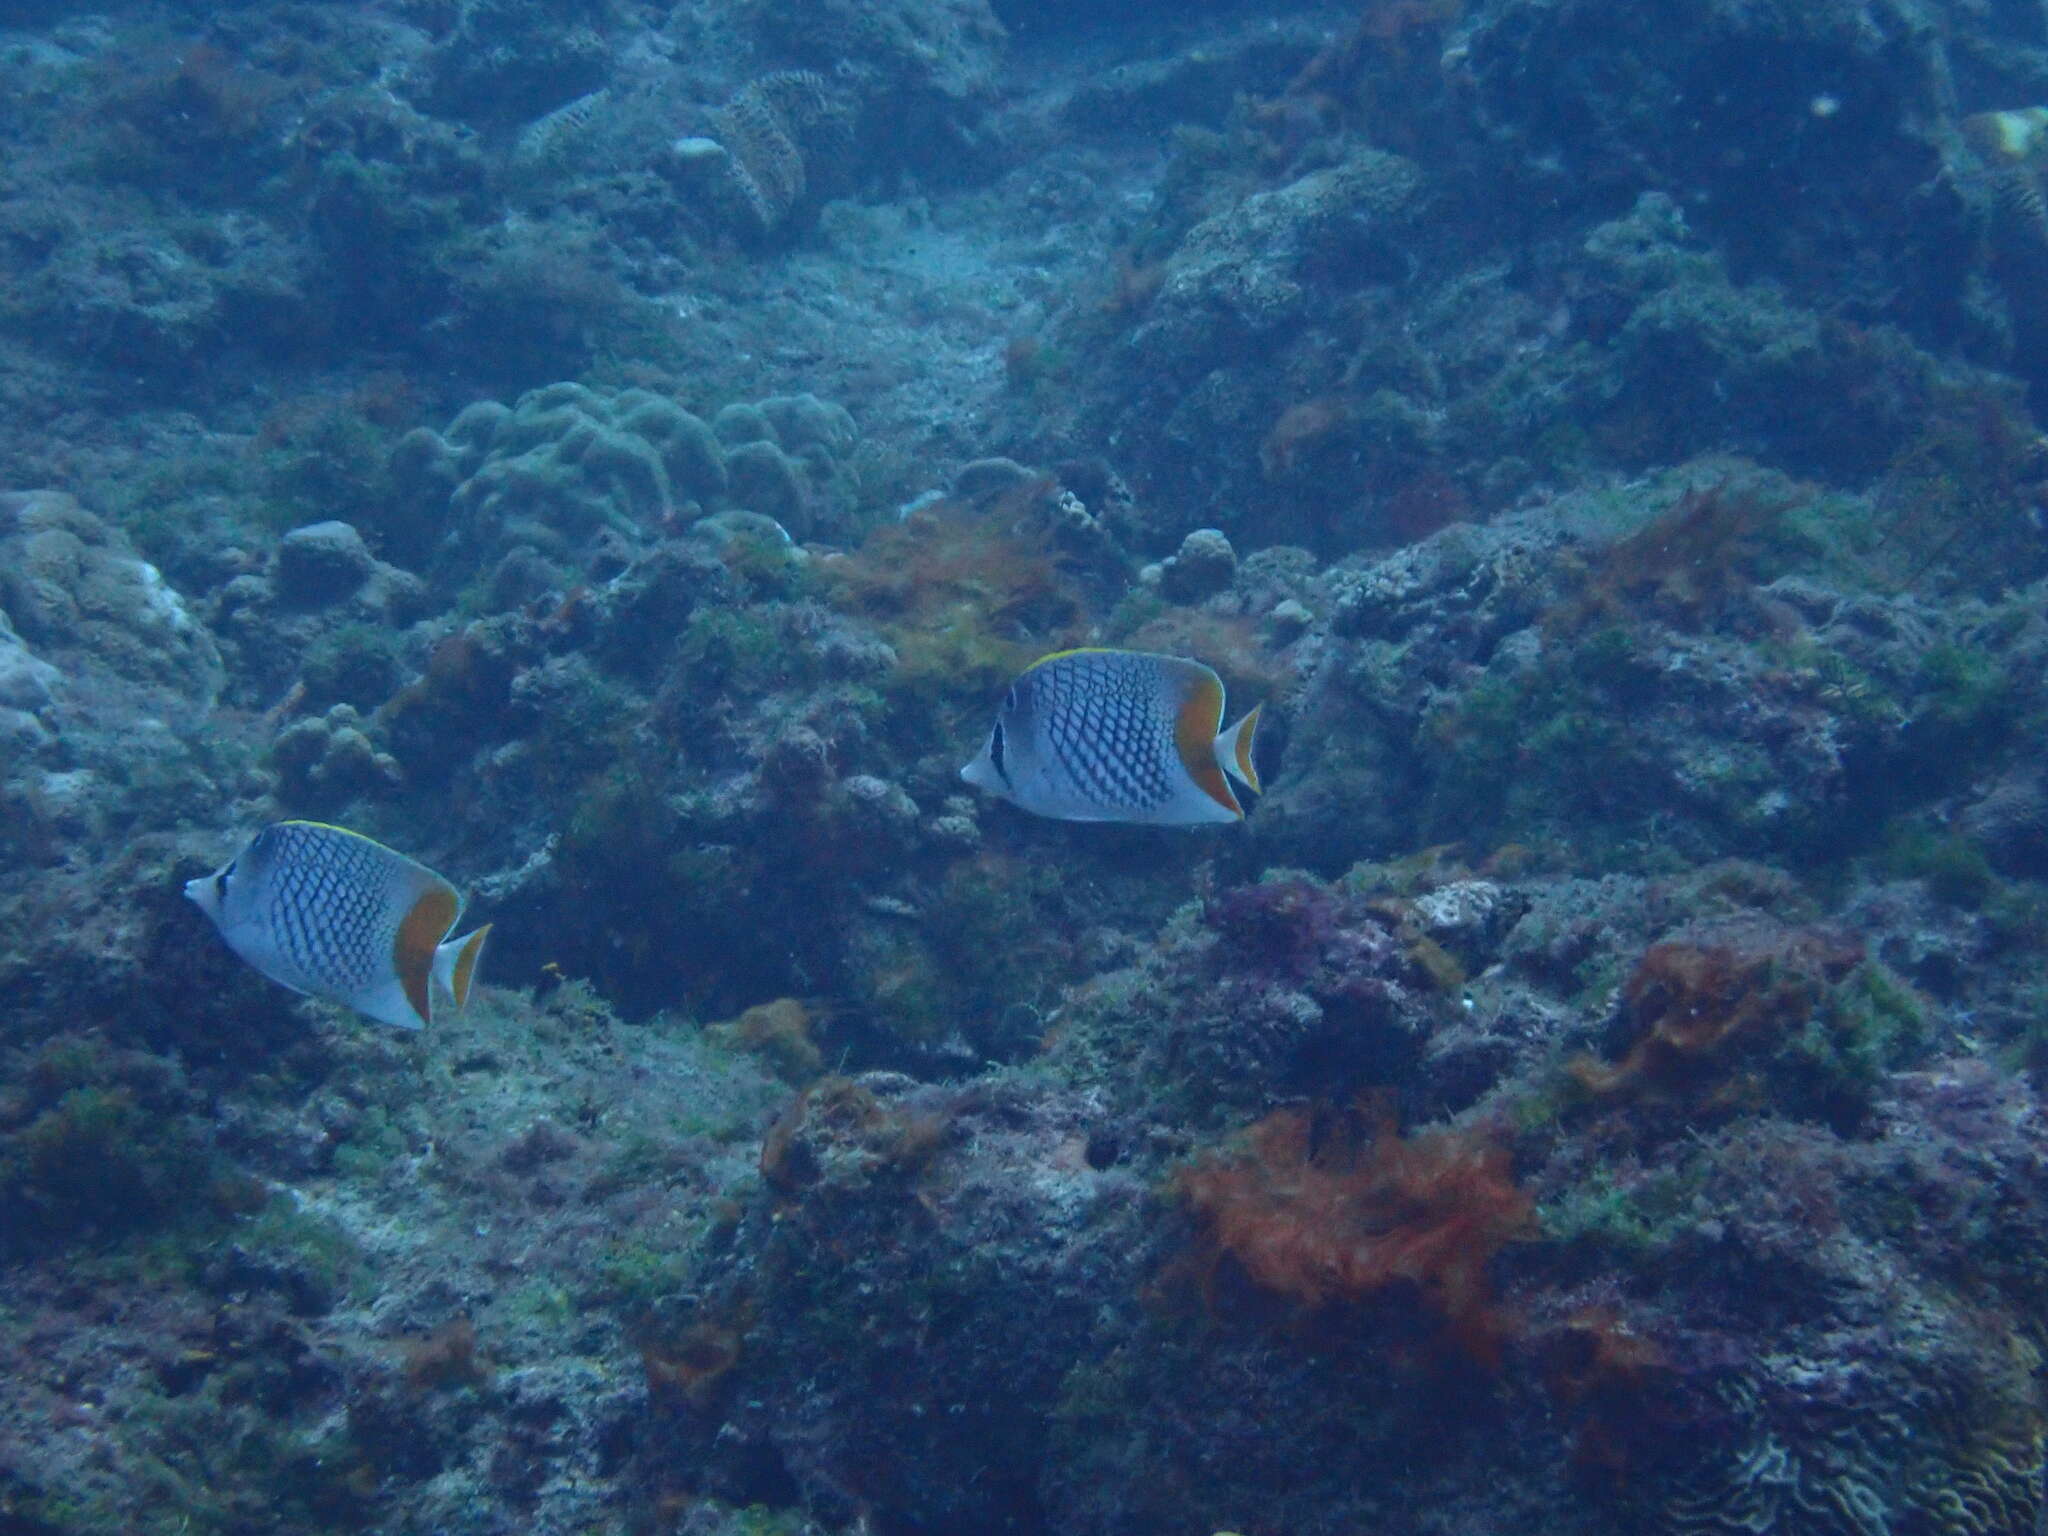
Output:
[
  {"left": 234, "top": 1199, "right": 365, "bottom": 1315},
  {"left": 1779, "top": 962, "right": 1931, "bottom": 1132},
  {"left": 0, "top": 1049, "right": 224, "bottom": 1257},
  {"left": 1541, "top": 1162, "right": 1699, "bottom": 1257},
  {"left": 1879, "top": 823, "right": 1997, "bottom": 908}
]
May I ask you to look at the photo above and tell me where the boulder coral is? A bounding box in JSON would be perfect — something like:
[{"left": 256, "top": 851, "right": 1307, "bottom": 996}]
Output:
[{"left": 389, "top": 382, "right": 861, "bottom": 579}]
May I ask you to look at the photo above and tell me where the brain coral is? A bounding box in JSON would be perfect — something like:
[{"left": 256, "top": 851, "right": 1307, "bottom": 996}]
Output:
[{"left": 1655, "top": 1337, "right": 2043, "bottom": 1536}]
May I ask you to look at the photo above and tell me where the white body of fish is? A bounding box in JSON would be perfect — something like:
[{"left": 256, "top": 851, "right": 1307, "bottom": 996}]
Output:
[
  {"left": 961, "top": 648, "right": 1262, "bottom": 826},
  {"left": 186, "top": 820, "right": 489, "bottom": 1029}
]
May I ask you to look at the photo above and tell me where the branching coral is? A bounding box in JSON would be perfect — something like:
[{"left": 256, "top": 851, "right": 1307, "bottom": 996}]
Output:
[{"left": 1175, "top": 1100, "right": 1534, "bottom": 1367}]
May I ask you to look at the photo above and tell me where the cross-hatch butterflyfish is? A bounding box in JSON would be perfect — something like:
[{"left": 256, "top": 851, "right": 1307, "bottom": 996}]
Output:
[
  {"left": 186, "top": 820, "right": 490, "bottom": 1029},
  {"left": 960, "top": 648, "right": 1262, "bottom": 826}
]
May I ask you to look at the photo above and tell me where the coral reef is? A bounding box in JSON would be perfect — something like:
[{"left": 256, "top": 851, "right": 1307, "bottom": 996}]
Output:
[{"left": 2, "top": 0, "right": 2048, "bottom": 1532}]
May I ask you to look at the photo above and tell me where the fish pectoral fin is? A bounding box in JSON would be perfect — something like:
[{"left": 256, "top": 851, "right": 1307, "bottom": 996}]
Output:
[
  {"left": 433, "top": 925, "right": 492, "bottom": 1010},
  {"left": 1215, "top": 704, "right": 1263, "bottom": 794}
]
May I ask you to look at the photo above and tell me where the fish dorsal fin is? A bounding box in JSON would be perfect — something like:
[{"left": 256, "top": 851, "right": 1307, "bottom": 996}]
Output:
[
  {"left": 393, "top": 882, "right": 461, "bottom": 1027},
  {"left": 1024, "top": 645, "right": 1118, "bottom": 670},
  {"left": 1167, "top": 662, "right": 1241, "bottom": 818}
]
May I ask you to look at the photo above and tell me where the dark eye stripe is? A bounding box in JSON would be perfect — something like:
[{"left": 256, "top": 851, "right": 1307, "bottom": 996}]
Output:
[{"left": 989, "top": 721, "right": 1010, "bottom": 785}]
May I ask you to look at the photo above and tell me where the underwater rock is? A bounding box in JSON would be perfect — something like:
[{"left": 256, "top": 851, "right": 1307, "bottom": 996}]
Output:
[
  {"left": 275, "top": 521, "right": 379, "bottom": 607},
  {"left": 670, "top": 1073, "right": 1152, "bottom": 1531},
  {"left": 1095, "top": 145, "right": 1430, "bottom": 549},
  {"left": 1408, "top": 879, "right": 1523, "bottom": 969},
  {"left": 1157, "top": 527, "right": 1237, "bottom": 603},
  {"left": 210, "top": 516, "right": 426, "bottom": 708},
  {"left": 414, "top": 0, "right": 610, "bottom": 124},
  {"left": 1152, "top": 147, "right": 1428, "bottom": 352},
  {"left": 22, "top": 215, "right": 312, "bottom": 376},
  {"left": 0, "top": 614, "right": 59, "bottom": 713},
  {"left": 1061, "top": 15, "right": 1323, "bottom": 138},
  {"left": 1266, "top": 596, "right": 1315, "bottom": 640},
  {"left": 1458, "top": 0, "right": 1963, "bottom": 303}
]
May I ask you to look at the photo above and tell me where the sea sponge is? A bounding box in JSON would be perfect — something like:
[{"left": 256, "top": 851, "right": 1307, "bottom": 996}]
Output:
[
  {"left": 1176, "top": 1098, "right": 1534, "bottom": 1367},
  {"left": 1569, "top": 925, "right": 1863, "bottom": 1112}
]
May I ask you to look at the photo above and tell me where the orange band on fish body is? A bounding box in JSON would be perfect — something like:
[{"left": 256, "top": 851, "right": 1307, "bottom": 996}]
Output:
[
  {"left": 1174, "top": 672, "right": 1242, "bottom": 818},
  {"left": 394, "top": 885, "right": 460, "bottom": 1027}
]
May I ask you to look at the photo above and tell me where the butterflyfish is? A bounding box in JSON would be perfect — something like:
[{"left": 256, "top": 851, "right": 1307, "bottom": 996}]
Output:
[
  {"left": 960, "top": 648, "right": 1263, "bottom": 825},
  {"left": 185, "top": 820, "right": 491, "bottom": 1030}
]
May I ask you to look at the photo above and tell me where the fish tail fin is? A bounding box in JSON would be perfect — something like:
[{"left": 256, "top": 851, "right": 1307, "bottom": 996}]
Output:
[
  {"left": 1215, "top": 704, "right": 1263, "bottom": 794},
  {"left": 433, "top": 924, "right": 492, "bottom": 1011}
]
